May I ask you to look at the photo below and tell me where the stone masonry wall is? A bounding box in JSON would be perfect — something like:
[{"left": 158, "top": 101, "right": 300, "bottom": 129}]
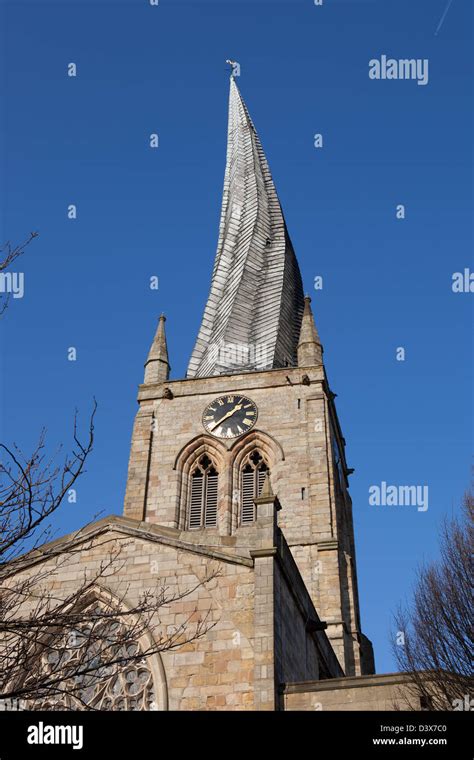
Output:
[
  {"left": 274, "top": 562, "right": 320, "bottom": 686},
  {"left": 123, "top": 364, "right": 370, "bottom": 676},
  {"left": 13, "top": 524, "right": 258, "bottom": 711}
]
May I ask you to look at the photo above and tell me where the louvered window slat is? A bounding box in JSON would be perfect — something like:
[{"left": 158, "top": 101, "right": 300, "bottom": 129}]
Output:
[
  {"left": 241, "top": 470, "right": 255, "bottom": 524},
  {"left": 189, "top": 473, "right": 204, "bottom": 529},
  {"left": 204, "top": 473, "right": 218, "bottom": 527},
  {"left": 189, "top": 458, "right": 219, "bottom": 530},
  {"left": 257, "top": 467, "right": 267, "bottom": 497}
]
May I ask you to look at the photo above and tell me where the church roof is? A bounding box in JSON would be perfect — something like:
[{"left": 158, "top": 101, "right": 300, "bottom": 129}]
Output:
[
  {"left": 186, "top": 76, "right": 305, "bottom": 379},
  {"left": 3, "top": 515, "right": 254, "bottom": 577}
]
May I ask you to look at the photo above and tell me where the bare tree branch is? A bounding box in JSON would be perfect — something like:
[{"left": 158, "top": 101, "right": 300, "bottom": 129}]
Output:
[
  {"left": 0, "top": 232, "right": 37, "bottom": 315},
  {"left": 0, "top": 402, "right": 218, "bottom": 709},
  {"left": 0, "top": 401, "right": 97, "bottom": 562},
  {"left": 0, "top": 234, "right": 218, "bottom": 710},
  {"left": 392, "top": 487, "right": 474, "bottom": 710}
]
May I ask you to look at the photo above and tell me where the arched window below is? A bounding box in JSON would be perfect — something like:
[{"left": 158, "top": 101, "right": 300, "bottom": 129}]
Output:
[
  {"left": 188, "top": 454, "right": 218, "bottom": 529},
  {"left": 25, "top": 601, "right": 165, "bottom": 711},
  {"left": 240, "top": 451, "right": 269, "bottom": 524}
]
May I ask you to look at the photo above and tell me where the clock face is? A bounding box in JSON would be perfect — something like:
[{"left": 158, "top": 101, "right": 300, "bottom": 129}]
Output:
[{"left": 202, "top": 395, "right": 258, "bottom": 439}]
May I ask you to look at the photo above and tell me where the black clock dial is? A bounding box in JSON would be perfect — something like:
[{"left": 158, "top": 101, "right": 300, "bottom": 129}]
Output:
[{"left": 202, "top": 395, "right": 258, "bottom": 439}]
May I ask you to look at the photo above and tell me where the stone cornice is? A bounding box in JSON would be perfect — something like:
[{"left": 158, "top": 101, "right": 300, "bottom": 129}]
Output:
[
  {"left": 283, "top": 672, "right": 416, "bottom": 694},
  {"left": 137, "top": 365, "right": 326, "bottom": 402},
  {"left": 4, "top": 515, "right": 254, "bottom": 577}
]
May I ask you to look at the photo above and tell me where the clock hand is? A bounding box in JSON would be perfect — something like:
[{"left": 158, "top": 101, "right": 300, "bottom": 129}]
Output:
[{"left": 210, "top": 403, "right": 243, "bottom": 431}]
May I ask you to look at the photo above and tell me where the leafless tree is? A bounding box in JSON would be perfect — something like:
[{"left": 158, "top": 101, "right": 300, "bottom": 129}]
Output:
[
  {"left": 0, "top": 406, "right": 217, "bottom": 710},
  {"left": 0, "top": 239, "right": 217, "bottom": 710},
  {"left": 392, "top": 487, "right": 474, "bottom": 710}
]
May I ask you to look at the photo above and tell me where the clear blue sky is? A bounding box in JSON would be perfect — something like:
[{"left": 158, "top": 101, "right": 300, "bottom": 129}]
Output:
[{"left": 1, "top": 0, "right": 472, "bottom": 674}]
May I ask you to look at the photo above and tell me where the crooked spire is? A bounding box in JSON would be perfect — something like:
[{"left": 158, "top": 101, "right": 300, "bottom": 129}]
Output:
[
  {"left": 297, "top": 296, "right": 323, "bottom": 367},
  {"left": 144, "top": 314, "right": 170, "bottom": 384},
  {"left": 186, "top": 76, "right": 305, "bottom": 379}
]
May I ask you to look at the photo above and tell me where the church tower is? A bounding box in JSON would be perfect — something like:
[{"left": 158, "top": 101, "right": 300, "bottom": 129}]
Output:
[{"left": 124, "top": 75, "right": 374, "bottom": 677}]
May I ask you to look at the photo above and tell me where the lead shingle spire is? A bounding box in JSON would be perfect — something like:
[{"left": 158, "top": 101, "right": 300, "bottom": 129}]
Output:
[{"left": 186, "top": 75, "right": 305, "bottom": 378}]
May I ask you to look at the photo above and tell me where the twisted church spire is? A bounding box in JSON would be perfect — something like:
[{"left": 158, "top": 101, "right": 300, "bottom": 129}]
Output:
[{"left": 186, "top": 77, "right": 305, "bottom": 378}]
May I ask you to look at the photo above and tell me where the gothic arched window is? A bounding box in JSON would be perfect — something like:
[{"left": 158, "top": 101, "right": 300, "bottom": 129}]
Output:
[
  {"left": 240, "top": 451, "right": 268, "bottom": 524},
  {"left": 189, "top": 454, "right": 218, "bottom": 529},
  {"left": 25, "top": 602, "right": 163, "bottom": 711}
]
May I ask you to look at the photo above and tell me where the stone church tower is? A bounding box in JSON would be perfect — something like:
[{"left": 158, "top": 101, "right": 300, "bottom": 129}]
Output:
[
  {"left": 12, "top": 74, "right": 409, "bottom": 713},
  {"left": 124, "top": 75, "right": 375, "bottom": 680}
]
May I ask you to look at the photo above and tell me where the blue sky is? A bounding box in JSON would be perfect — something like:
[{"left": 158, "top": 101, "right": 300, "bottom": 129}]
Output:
[{"left": 0, "top": 0, "right": 472, "bottom": 674}]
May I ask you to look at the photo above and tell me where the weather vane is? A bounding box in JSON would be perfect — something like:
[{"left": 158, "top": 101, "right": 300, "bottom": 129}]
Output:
[{"left": 226, "top": 59, "right": 240, "bottom": 78}]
